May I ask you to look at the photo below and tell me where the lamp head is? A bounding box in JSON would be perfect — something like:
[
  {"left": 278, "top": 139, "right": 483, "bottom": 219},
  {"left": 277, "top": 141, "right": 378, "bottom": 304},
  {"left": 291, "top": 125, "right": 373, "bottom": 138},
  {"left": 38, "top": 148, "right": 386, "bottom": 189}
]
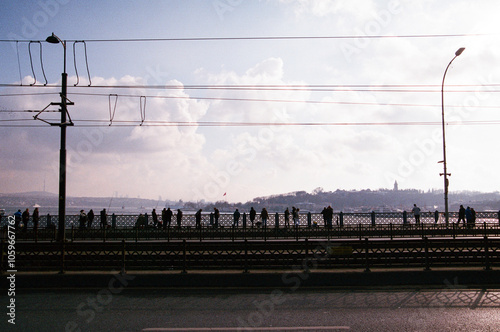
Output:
[
  {"left": 46, "top": 33, "right": 60, "bottom": 44},
  {"left": 455, "top": 47, "right": 465, "bottom": 56}
]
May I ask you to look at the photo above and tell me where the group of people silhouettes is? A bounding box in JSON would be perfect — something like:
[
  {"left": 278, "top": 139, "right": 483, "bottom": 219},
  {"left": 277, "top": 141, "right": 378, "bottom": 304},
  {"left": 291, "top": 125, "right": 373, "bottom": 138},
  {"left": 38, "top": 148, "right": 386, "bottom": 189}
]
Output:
[
  {"left": 457, "top": 205, "right": 477, "bottom": 228},
  {"left": 78, "top": 209, "right": 112, "bottom": 229}
]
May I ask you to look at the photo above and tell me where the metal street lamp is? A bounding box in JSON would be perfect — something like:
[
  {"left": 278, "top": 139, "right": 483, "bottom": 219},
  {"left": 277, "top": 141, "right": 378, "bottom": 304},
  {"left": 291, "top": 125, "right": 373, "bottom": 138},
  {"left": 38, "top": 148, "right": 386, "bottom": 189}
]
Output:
[
  {"left": 46, "top": 33, "right": 73, "bottom": 242},
  {"left": 441, "top": 47, "right": 465, "bottom": 226}
]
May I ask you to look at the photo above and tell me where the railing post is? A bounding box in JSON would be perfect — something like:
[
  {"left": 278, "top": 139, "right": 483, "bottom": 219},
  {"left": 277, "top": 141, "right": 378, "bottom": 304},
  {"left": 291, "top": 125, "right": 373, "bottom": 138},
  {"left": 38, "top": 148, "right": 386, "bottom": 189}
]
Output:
[
  {"left": 390, "top": 223, "right": 393, "bottom": 240},
  {"left": 304, "top": 238, "right": 310, "bottom": 273},
  {"left": 243, "top": 239, "right": 249, "bottom": 273},
  {"left": 339, "top": 212, "right": 343, "bottom": 227},
  {"left": 484, "top": 236, "right": 491, "bottom": 271},
  {"left": 371, "top": 211, "right": 376, "bottom": 227},
  {"left": 103, "top": 225, "right": 106, "bottom": 243},
  {"left": 182, "top": 239, "right": 187, "bottom": 274},
  {"left": 243, "top": 213, "right": 247, "bottom": 229},
  {"left": 71, "top": 225, "right": 74, "bottom": 242},
  {"left": 60, "top": 241, "right": 65, "bottom": 274},
  {"left": 359, "top": 223, "right": 362, "bottom": 241},
  {"left": 364, "top": 238, "right": 370, "bottom": 273},
  {"left": 424, "top": 237, "right": 430, "bottom": 271},
  {"left": 307, "top": 212, "right": 311, "bottom": 228},
  {"left": 121, "top": 239, "right": 126, "bottom": 273}
]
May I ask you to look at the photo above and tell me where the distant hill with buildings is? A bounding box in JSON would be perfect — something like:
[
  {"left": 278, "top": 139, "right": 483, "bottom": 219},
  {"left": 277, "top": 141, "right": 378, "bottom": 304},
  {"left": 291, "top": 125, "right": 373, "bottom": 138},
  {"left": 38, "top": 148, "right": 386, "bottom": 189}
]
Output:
[{"left": 1, "top": 187, "right": 499, "bottom": 215}]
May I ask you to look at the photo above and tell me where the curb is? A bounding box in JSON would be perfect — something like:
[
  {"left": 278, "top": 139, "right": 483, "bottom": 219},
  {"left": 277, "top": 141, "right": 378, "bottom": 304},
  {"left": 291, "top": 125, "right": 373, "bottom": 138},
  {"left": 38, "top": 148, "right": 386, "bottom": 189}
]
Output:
[{"left": 3, "top": 269, "right": 499, "bottom": 289}]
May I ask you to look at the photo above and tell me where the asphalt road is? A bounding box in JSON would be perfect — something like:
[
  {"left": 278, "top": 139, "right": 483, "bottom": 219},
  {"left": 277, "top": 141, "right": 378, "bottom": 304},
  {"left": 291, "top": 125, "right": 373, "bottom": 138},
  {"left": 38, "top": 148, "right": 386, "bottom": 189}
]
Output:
[{"left": 3, "top": 285, "right": 500, "bottom": 332}]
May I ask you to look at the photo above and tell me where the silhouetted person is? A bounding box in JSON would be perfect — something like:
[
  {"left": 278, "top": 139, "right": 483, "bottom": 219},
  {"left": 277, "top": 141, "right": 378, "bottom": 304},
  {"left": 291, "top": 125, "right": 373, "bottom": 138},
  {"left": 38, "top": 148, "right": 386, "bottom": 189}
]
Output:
[
  {"left": 14, "top": 210, "right": 22, "bottom": 230},
  {"left": 326, "top": 206, "right": 333, "bottom": 227},
  {"left": 471, "top": 208, "right": 476, "bottom": 228},
  {"left": 79, "top": 210, "right": 87, "bottom": 230},
  {"left": 100, "top": 209, "right": 108, "bottom": 229},
  {"left": 465, "top": 206, "right": 472, "bottom": 228},
  {"left": 458, "top": 205, "right": 466, "bottom": 225},
  {"left": 176, "top": 209, "right": 183, "bottom": 228},
  {"left": 195, "top": 209, "right": 202, "bottom": 229},
  {"left": 412, "top": 204, "right": 421, "bottom": 224},
  {"left": 22, "top": 208, "right": 29, "bottom": 232},
  {"left": 292, "top": 207, "right": 300, "bottom": 228},
  {"left": 260, "top": 208, "right": 268, "bottom": 228},
  {"left": 87, "top": 209, "right": 95, "bottom": 229},
  {"left": 135, "top": 214, "right": 147, "bottom": 229},
  {"left": 214, "top": 207, "right": 220, "bottom": 228},
  {"left": 152, "top": 209, "right": 158, "bottom": 228},
  {"left": 284, "top": 208, "right": 290, "bottom": 227},
  {"left": 112, "top": 213, "right": 117, "bottom": 229},
  {"left": 320, "top": 207, "right": 327, "bottom": 227},
  {"left": 233, "top": 209, "right": 240, "bottom": 227},
  {"left": 163, "top": 208, "right": 172, "bottom": 229},
  {"left": 249, "top": 207, "right": 256, "bottom": 228},
  {"left": 32, "top": 207, "right": 39, "bottom": 233},
  {"left": 434, "top": 210, "right": 439, "bottom": 224}
]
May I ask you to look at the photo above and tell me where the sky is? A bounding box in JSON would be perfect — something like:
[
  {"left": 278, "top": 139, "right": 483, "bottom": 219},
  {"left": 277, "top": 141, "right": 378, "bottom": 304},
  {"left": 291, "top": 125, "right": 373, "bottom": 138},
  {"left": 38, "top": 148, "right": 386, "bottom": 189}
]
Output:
[{"left": 1, "top": 0, "right": 500, "bottom": 203}]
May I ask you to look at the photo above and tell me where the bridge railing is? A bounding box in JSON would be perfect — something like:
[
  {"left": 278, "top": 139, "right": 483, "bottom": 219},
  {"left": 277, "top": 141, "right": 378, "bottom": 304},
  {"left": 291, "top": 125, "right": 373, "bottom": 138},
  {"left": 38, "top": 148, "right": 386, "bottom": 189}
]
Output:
[
  {"left": 6, "top": 221, "right": 500, "bottom": 242},
  {"left": 3, "top": 237, "right": 498, "bottom": 273},
  {"left": 6, "top": 210, "right": 499, "bottom": 229}
]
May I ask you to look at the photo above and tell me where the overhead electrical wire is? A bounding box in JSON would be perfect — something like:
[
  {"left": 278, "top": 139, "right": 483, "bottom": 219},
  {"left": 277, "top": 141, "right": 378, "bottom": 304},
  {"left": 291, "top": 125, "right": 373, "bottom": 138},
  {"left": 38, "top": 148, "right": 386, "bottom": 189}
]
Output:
[
  {"left": 2, "top": 119, "right": 500, "bottom": 128},
  {"left": 0, "top": 33, "right": 493, "bottom": 44}
]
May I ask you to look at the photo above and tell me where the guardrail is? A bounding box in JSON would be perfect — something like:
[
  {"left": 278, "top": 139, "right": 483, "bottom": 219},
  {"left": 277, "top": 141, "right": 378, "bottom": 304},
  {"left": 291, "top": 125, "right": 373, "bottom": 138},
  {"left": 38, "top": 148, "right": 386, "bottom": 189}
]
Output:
[
  {"left": 2, "top": 237, "right": 498, "bottom": 273},
  {"left": 5, "top": 210, "right": 500, "bottom": 229},
  {"left": 6, "top": 222, "right": 500, "bottom": 242}
]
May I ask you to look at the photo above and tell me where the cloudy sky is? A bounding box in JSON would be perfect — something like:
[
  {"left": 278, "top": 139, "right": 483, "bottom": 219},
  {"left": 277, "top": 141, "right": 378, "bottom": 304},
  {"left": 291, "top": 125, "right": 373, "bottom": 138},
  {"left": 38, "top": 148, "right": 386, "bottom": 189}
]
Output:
[{"left": 1, "top": 0, "right": 500, "bottom": 203}]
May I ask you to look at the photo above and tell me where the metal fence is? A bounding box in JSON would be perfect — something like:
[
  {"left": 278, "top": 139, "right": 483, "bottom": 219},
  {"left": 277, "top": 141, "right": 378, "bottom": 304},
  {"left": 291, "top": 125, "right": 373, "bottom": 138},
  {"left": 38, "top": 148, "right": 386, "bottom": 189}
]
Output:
[
  {"left": 3, "top": 237, "right": 498, "bottom": 273},
  {"left": 8, "top": 222, "right": 500, "bottom": 242},
  {"left": 5, "top": 211, "right": 500, "bottom": 229}
]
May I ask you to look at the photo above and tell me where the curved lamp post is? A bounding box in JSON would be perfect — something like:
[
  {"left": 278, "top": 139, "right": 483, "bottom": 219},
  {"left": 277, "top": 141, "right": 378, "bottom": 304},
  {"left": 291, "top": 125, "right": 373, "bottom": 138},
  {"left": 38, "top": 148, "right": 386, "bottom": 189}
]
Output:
[
  {"left": 441, "top": 47, "right": 465, "bottom": 226},
  {"left": 46, "top": 32, "right": 73, "bottom": 242}
]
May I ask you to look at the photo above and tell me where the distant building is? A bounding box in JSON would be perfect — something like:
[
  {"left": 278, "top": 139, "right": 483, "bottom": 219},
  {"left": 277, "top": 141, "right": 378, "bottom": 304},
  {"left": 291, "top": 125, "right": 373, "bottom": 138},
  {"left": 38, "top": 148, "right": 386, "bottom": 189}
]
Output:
[{"left": 393, "top": 181, "right": 399, "bottom": 191}]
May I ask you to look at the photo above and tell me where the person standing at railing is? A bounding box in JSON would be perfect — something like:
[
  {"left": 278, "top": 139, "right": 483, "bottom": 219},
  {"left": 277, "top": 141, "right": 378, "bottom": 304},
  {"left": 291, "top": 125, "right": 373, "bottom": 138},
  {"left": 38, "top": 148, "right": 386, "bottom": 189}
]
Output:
[
  {"left": 87, "top": 209, "right": 94, "bottom": 229},
  {"left": 152, "top": 209, "right": 159, "bottom": 228},
  {"left": 100, "top": 209, "right": 108, "bottom": 229},
  {"left": 250, "top": 207, "right": 256, "bottom": 228},
  {"left": 176, "top": 209, "right": 183, "bottom": 228},
  {"left": 79, "top": 210, "right": 87, "bottom": 230},
  {"left": 260, "top": 208, "right": 268, "bottom": 228},
  {"left": 22, "top": 208, "right": 30, "bottom": 232},
  {"left": 14, "top": 209, "right": 22, "bottom": 230},
  {"left": 326, "top": 206, "right": 333, "bottom": 228},
  {"left": 292, "top": 207, "right": 300, "bottom": 228},
  {"left": 195, "top": 209, "right": 202, "bottom": 229},
  {"left": 214, "top": 207, "right": 220, "bottom": 228},
  {"left": 284, "top": 207, "right": 290, "bottom": 227},
  {"left": 233, "top": 209, "right": 240, "bottom": 227},
  {"left": 33, "top": 207, "right": 39, "bottom": 233},
  {"left": 163, "top": 208, "right": 173, "bottom": 229},
  {"left": 465, "top": 206, "right": 472, "bottom": 228},
  {"left": 457, "top": 205, "right": 466, "bottom": 225},
  {"left": 412, "top": 204, "right": 421, "bottom": 224}
]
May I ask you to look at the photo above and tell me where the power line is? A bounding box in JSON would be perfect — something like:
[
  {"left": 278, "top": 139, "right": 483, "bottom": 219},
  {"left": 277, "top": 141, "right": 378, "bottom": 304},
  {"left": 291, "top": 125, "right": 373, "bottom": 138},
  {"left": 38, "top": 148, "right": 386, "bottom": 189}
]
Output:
[
  {"left": 0, "top": 33, "right": 492, "bottom": 44},
  {"left": 3, "top": 119, "right": 500, "bottom": 128}
]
